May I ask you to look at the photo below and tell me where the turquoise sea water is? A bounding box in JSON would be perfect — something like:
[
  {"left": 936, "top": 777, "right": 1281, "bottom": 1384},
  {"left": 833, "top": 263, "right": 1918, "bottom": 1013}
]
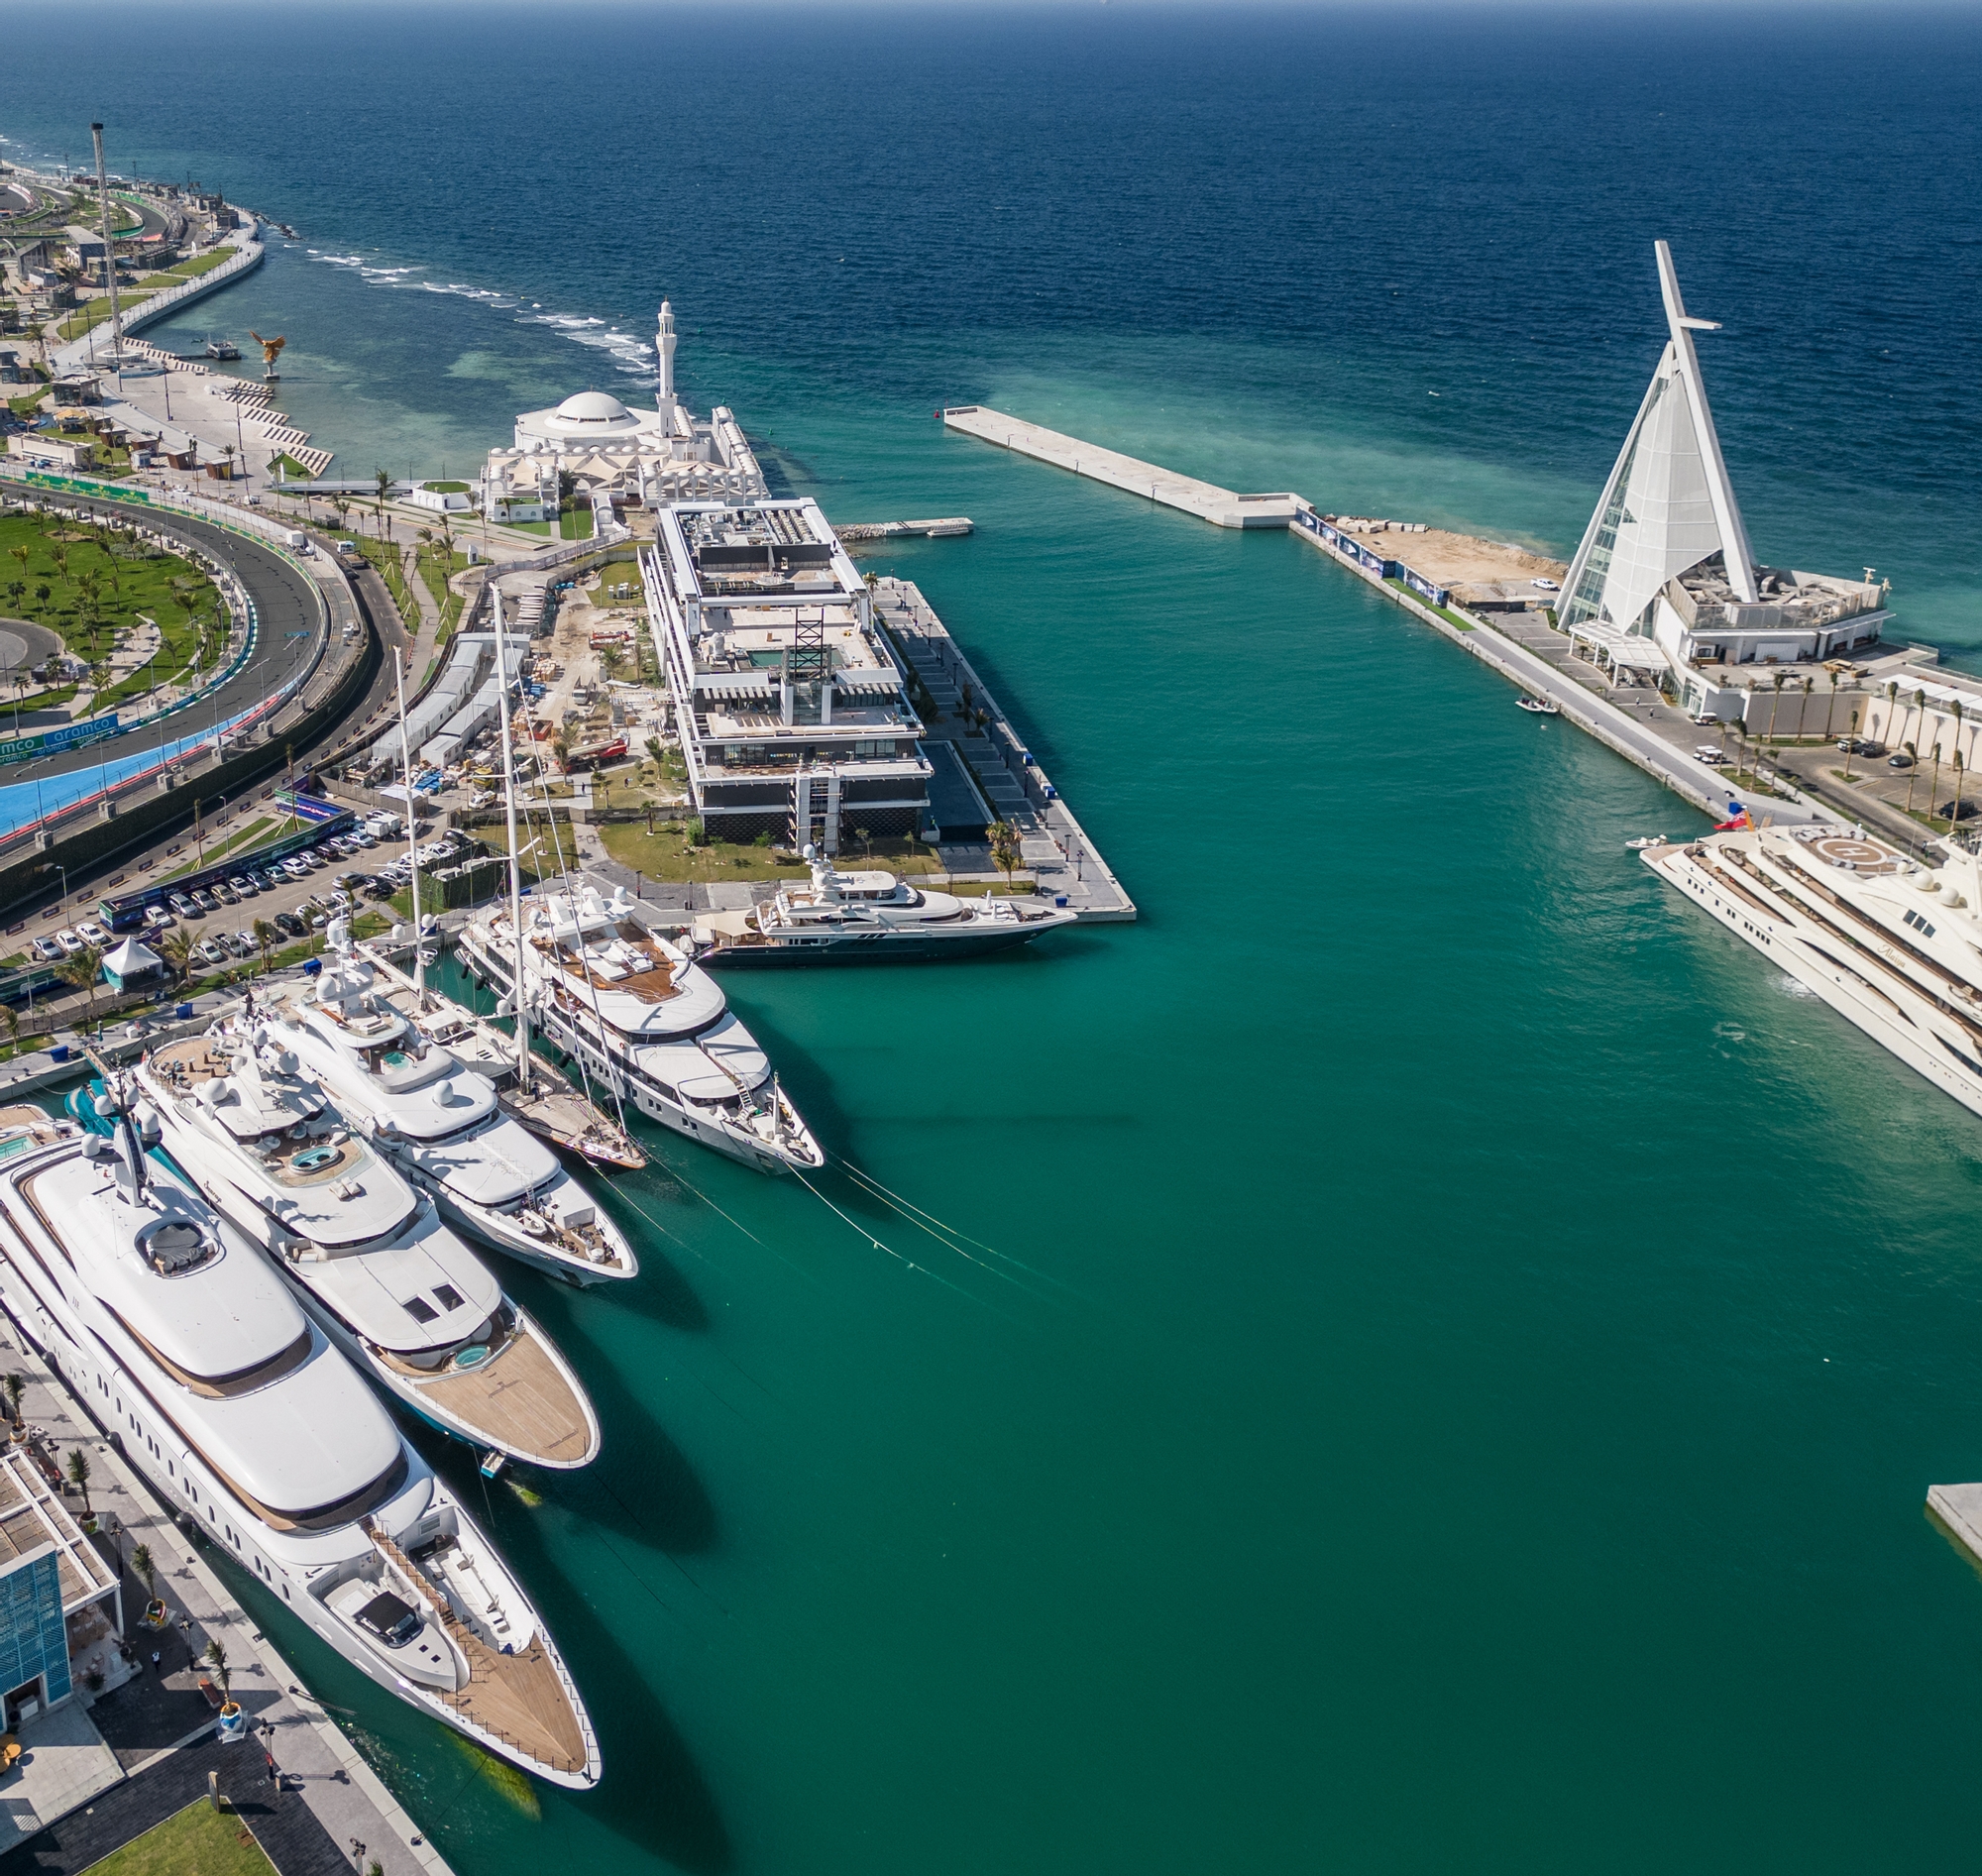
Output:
[{"left": 10, "top": 8, "right": 1982, "bottom": 1871}]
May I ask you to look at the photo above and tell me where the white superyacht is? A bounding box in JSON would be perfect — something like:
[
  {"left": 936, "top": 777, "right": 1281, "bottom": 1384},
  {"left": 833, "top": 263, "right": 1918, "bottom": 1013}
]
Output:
[
  {"left": 0, "top": 1104, "right": 601, "bottom": 1787},
  {"left": 459, "top": 883, "right": 823, "bottom": 1174},
  {"left": 690, "top": 845, "right": 1078, "bottom": 965},
  {"left": 256, "top": 925, "right": 637, "bottom": 1286},
  {"left": 1645, "top": 824, "right": 1982, "bottom": 1118},
  {"left": 128, "top": 1036, "right": 601, "bottom": 1471}
]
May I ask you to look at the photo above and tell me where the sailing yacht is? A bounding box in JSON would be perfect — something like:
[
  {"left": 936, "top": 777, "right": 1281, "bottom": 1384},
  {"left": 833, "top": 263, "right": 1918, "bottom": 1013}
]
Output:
[
  {"left": 0, "top": 1101, "right": 601, "bottom": 1787},
  {"left": 459, "top": 884, "right": 823, "bottom": 1174},
  {"left": 129, "top": 1035, "right": 601, "bottom": 1469},
  {"left": 690, "top": 846, "right": 1078, "bottom": 964},
  {"left": 1644, "top": 824, "right": 1982, "bottom": 1119},
  {"left": 258, "top": 929, "right": 637, "bottom": 1286}
]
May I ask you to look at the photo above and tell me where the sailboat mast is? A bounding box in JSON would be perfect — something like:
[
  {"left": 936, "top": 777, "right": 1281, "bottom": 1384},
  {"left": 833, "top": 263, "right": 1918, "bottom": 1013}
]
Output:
[
  {"left": 392, "top": 647, "right": 427, "bottom": 999},
  {"left": 494, "top": 595, "right": 532, "bottom": 1091}
]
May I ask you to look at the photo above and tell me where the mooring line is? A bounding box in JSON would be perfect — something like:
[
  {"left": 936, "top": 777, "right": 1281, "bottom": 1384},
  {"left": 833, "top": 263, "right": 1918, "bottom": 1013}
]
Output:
[{"left": 840, "top": 1159, "right": 1076, "bottom": 1293}]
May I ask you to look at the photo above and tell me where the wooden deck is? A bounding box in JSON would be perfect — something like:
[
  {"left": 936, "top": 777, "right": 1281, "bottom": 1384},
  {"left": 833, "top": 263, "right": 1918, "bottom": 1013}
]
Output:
[
  {"left": 414, "top": 1327, "right": 597, "bottom": 1467},
  {"left": 150, "top": 1039, "right": 230, "bottom": 1085},
  {"left": 370, "top": 1525, "right": 590, "bottom": 1779}
]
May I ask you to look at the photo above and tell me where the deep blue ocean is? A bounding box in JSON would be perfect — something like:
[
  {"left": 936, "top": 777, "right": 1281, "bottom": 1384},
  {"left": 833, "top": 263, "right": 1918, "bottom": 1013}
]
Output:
[{"left": 8, "top": 7, "right": 1982, "bottom": 1872}]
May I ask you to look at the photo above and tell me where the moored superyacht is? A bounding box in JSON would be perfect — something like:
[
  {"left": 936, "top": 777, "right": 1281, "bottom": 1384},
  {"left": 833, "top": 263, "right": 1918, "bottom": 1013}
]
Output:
[
  {"left": 251, "top": 926, "right": 638, "bottom": 1286},
  {"left": 126, "top": 1035, "right": 601, "bottom": 1470},
  {"left": 460, "top": 883, "right": 823, "bottom": 1174},
  {"left": 689, "top": 846, "right": 1078, "bottom": 964},
  {"left": 0, "top": 1097, "right": 600, "bottom": 1787},
  {"left": 1644, "top": 824, "right": 1982, "bottom": 1118}
]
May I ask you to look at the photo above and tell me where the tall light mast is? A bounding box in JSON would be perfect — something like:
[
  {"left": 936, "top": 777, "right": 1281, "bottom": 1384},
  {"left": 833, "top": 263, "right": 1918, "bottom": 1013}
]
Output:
[
  {"left": 493, "top": 592, "right": 534, "bottom": 1092},
  {"left": 88, "top": 124, "right": 127, "bottom": 370}
]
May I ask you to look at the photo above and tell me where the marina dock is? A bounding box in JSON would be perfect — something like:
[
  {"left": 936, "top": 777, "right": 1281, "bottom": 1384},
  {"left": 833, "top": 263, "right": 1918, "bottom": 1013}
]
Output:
[
  {"left": 941, "top": 407, "right": 1300, "bottom": 529},
  {"left": 874, "top": 576, "right": 1137, "bottom": 921}
]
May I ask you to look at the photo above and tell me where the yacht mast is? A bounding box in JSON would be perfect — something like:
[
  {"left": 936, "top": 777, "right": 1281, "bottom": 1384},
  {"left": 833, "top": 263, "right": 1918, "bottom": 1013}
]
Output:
[
  {"left": 391, "top": 647, "right": 427, "bottom": 1001},
  {"left": 493, "top": 594, "right": 533, "bottom": 1092}
]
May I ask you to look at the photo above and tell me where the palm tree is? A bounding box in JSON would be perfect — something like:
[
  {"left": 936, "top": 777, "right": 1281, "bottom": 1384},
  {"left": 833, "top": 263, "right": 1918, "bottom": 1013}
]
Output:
[
  {"left": 2, "top": 1373, "right": 23, "bottom": 1432},
  {"left": 253, "top": 917, "right": 277, "bottom": 974},
  {"left": 1727, "top": 718, "right": 1746, "bottom": 783},
  {"left": 159, "top": 928, "right": 197, "bottom": 989},
  {"left": 1765, "top": 671, "right": 1787, "bottom": 748},
  {"left": 856, "top": 826, "right": 873, "bottom": 862},
  {"left": 64, "top": 1447, "right": 91, "bottom": 1519},
  {"left": 1821, "top": 670, "right": 1841, "bottom": 741},
  {"left": 1903, "top": 743, "right": 1922, "bottom": 821},
  {"left": 55, "top": 944, "right": 102, "bottom": 1029},
  {"left": 1951, "top": 751, "right": 1970, "bottom": 835},
  {"left": 6, "top": 546, "right": 27, "bottom": 588},
  {"left": 203, "top": 1636, "right": 231, "bottom": 1702},
  {"left": 1907, "top": 687, "right": 1927, "bottom": 759},
  {"left": 50, "top": 545, "right": 68, "bottom": 589},
  {"left": 1880, "top": 679, "right": 1900, "bottom": 749},
  {"left": 987, "top": 820, "right": 1024, "bottom": 889},
  {"left": 1842, "top": 711, "right": 1861, "bottom": 781},
  {"left": 132, "top": 1542, "right": 157, "bottom": 1604},
  {"left": 1927, "top": 741, "right": 1945, "bottom": 827}
]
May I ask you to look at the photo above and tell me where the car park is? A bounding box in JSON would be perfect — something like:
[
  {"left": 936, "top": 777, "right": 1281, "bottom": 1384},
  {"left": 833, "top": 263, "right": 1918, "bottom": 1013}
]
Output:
[
  {"left": 54, "top": 929, "right": 82, "bottom": 954},
  {"left": 76, "top": 920, "right": 109, "bottom": 945}
]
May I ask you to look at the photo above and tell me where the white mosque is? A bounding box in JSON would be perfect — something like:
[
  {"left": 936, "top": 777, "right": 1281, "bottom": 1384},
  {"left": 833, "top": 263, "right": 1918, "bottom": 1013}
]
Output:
[{"left": 481, "top": 300, "right": 767, "bottom": 522}]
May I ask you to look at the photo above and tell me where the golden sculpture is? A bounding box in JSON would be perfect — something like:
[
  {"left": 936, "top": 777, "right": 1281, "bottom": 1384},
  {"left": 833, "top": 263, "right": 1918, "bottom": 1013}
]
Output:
[{"left": 249, "top": 330, "right": 286, "bottom": 377}]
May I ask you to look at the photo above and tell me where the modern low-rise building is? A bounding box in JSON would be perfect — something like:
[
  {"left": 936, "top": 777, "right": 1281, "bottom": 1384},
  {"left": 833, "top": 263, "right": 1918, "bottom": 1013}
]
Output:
[{"left": 643, "top": 498, "right": 931, "bottom": 851}]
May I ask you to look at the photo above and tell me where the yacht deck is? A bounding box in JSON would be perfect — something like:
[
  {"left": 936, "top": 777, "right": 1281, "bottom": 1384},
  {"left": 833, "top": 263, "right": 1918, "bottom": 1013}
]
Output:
[{"left": 396, "top": 1330, "right": 595, "bottom": 1467}]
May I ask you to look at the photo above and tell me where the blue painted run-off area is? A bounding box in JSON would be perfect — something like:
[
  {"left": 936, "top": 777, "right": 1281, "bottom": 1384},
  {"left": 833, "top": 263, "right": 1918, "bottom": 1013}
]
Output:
[{"left": 0, "top": 708, "right": 257, "bottom": 840}]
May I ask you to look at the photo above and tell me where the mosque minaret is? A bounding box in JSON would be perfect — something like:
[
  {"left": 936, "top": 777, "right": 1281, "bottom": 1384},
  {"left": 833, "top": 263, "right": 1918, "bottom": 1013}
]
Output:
[{"left": 481, "top": 295, "right": 764, "bottom": 523}]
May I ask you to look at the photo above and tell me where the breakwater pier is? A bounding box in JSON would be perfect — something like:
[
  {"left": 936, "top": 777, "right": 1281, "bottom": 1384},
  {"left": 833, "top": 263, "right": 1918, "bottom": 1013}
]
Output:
[
  {"left": 941, "top": 406, "right": 1299, "bottom": 529},
  {"left": 873, "top": 576, "right": 1136, "bottom": 921}
]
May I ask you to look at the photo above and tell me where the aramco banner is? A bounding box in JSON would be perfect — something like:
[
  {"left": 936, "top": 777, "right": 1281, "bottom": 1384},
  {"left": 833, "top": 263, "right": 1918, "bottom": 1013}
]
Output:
[{"left": 0, "top": 714, "right": 121, "bottom": 768}]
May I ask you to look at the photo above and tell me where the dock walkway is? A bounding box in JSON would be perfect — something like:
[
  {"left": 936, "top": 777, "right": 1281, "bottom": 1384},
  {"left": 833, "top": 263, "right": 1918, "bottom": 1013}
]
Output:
[
  {"left": 874, "top": 578, "right": 1135, "bottom": 922},
  {"left": 941, "top": 407, "right": 1298, "bottom": 530}
]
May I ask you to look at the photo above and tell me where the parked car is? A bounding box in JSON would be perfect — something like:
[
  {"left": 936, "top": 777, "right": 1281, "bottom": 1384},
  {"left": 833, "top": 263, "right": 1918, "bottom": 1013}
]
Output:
[
  {"left": 167, "top": 893, "right": 197, "bottom": 919},
  {"left": 31, "top": 938, "right": 62, "bottom": 963},
  {"left": 76, "top": 920, "right": 109, "bottom": 946},
  {"left": 283, "top": 858, "right": 313, "bottom": 881},
  {"left": 229, "top": 875, "right": 257, "bottom": 898},
  {"left": 142, "top": 906, "right": 172, "bottom": 932},
  {"left": 327, "top": 890, "right": 351, "bottom": 912},
  {"left": 354, "top": 828, "right": 379, "bottom": 848},
  {"left": 1888, "top": 752, "right": 1916, "bottom": 769},
  {"left": 212, "top": 882, "right": 239, "bottom": 906},
  {"left": 54, "top": 930, "right": 82, "bottom": 955},
  {"left": 273, "top": 912, "right": 305, "bottom": 938},
  {"left": 1836, "top": 737, "right": 1885, "bottom": 756},
  {"left": 1938, "top": 800, "right": 1982, "bottom": 823},
  {"left": 228, "top": 931, "right": 257, "bottom": 958},
  {"left": 306, "top": 909, "right": 328, "bottom": 931},
  {"left": 196, "top": 938, "right": 228, "bottom": 966},
  {"left": 1530, "top": 578, "right": 1561, "bottom": 592}
]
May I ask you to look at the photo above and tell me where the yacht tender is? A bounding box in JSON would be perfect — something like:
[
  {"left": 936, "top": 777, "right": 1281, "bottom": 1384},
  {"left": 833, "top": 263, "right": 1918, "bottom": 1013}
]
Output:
[
  {"left": 0, "top": 1109, "right": 600, "bottom": 1787},
  {"left": 254, "top": 926, "right": 636, "bottom": 1286},
  {"left": 129, "top": 1037, "right": 601, "bottom": 1468},
  {"left": 1645, "top": 824, "right": 1982, "bottom": 1119},
  {"left": 460, "top": 884, "right": 822, "bottom": 1174},
  {"left": 690, "top": 847, "right": 1078, "bottom": 964}
]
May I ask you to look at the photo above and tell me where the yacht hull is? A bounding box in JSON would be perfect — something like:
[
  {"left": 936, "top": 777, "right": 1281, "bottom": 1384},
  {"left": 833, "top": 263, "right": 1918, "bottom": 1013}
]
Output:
[
  {"left": 700, "top": 924, "right": 1054, "bottom": 965},
  {"left": 459, "top": 927, "right": 816, "bottom": 1175},
  {"left": 1644, "top": 839, "right": 1982, "bottom": 1120}
]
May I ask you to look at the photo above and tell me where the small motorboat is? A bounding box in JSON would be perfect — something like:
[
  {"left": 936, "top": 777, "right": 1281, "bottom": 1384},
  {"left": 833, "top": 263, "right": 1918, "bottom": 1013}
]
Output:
[
  {"left": 1624, "top": 835, "right": 1668, "bottom": 850},
  {"left": 1516, "top": 696, "right": 1560, "bottom": 716}
]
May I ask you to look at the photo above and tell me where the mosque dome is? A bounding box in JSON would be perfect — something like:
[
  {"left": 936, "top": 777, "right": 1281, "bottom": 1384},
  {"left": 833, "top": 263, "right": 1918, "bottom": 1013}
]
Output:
[{"left": 554, "top": 390, "right": 634, "bottom": 425}]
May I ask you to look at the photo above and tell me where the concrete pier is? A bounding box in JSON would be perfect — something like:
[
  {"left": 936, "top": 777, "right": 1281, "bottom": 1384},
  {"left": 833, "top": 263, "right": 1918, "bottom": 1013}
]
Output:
[
  {"left": 941, "top": 407, "right": 1299, "bottom": 529},
  {"left": 873, "top": 576, "right": 1136, "bottom": 922}
]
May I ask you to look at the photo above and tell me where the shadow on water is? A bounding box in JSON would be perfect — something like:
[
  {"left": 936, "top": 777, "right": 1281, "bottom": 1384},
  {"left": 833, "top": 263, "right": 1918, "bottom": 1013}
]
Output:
[{"left": 423, "top": 1437, "right": 734, "bottom": 1873}]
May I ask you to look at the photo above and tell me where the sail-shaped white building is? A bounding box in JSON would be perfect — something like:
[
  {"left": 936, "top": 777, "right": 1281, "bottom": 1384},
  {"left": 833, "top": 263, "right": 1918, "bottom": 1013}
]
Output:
[{"left": 1557, "top": 243, "right": 1890, "bottom": 721}]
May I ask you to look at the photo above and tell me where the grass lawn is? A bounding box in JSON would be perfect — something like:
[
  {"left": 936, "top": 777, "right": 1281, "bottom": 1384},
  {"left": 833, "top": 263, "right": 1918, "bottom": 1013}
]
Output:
[
  {"left": 80, "top": 1798, "right": 275, "bottom": 1876},
  {"left": 0, "top": 511, "right": 223, "bottom": 715},
  {"left": 506, "top": 520, "right": 552, "bottom": 536},
  {"left": 559, "top": 503, "right": 595, "bottom": 541},
  {"left": 157, "top": 816, "right": 277, "bottom": 880},
  {"left": 270, "top": 454, "right": 316, "bottom": 483}
]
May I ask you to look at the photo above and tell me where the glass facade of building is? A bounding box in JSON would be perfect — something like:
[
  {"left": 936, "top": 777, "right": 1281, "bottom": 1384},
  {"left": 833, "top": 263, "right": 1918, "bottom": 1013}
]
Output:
[{"left": 0, "top": 1548, "right": 71, "bottom": 1711}]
